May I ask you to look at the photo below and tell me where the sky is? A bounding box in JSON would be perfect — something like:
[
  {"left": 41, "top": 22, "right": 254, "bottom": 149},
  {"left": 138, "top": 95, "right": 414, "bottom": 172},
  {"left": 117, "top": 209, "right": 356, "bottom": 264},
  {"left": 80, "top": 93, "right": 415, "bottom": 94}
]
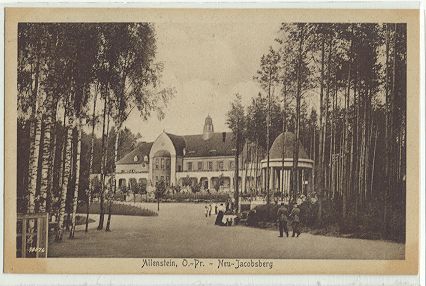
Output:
[{"left": 120, "top": 21, "right": 283, "bottom": 142}]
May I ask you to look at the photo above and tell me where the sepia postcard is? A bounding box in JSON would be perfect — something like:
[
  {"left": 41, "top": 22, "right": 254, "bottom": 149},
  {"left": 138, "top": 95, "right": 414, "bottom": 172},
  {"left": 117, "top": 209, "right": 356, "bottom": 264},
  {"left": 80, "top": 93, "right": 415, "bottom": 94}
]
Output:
[{"left": 3, "top": 7, "right": 420, "bottom": 275}]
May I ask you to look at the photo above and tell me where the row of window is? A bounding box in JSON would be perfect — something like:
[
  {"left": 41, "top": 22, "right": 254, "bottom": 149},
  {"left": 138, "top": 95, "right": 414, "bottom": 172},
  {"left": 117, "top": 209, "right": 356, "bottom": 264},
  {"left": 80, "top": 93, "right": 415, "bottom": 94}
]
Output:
[
  {"left": 154, "top": 157, "right": 170, "bottom": 170},
  {"left": 186, "top": 160, "right": 234, "bottom": 171}
]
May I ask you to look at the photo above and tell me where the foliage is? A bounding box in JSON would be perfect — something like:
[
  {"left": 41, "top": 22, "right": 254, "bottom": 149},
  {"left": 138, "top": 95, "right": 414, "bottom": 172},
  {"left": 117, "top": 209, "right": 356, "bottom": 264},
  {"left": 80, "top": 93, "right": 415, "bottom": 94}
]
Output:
[
  {"left": 155, "top": 180, "right": 167, "bottom": 200},
  {"left": 213, "top": 174, "right": 224, "bottom": 192}
]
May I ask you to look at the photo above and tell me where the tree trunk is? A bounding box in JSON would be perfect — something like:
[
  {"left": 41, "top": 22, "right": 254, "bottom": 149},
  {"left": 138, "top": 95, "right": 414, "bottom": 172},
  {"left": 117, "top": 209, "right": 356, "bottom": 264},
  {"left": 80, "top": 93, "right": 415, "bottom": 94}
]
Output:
[
  {"left": 266, "top": 87, "right": 271, "bottom": 205},
  {"left": 86, "top": 90, "right": 98, "bottom": 232},
  {"left": 47, "top": 111, "right": 57, "bottom": 215},
  {"left": 38, "top": 94, "right": 54, "bottom": 213},
  {"left": 292, "top": 24, "right": 305, "bottom": 204},
  {"left": 234, "top": 128, "right": 240, "bottom": 213},
  {"left": 106, "top": 126, "right": 120, "bottom": 231},
  {"left": 97, "top": 93, "right": 108, "bottom": 230},
  {"left": 317, "top": 36, "right": 325, "bottom": 197},
  {"left": 281, "top": 85, "right": 287, "bottom": 200},
  {"left": 56, "top": 112, "right": 74, "bottom": 241},
  {"left": 26, "top": 54, "right": 41, "bottom": 213},
  {"left": 69, "top": 116, "right": 82, "bottom": 238},
  {"left": 318, "top": 31, "right": 332, "bottom": 222}
]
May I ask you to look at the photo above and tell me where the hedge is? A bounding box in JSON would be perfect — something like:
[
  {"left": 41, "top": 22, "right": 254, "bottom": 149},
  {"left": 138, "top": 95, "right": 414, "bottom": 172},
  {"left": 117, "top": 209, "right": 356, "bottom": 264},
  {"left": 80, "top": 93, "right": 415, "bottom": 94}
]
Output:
[{"left": 77, "top": 202, "right": 158, "bottom": 217}]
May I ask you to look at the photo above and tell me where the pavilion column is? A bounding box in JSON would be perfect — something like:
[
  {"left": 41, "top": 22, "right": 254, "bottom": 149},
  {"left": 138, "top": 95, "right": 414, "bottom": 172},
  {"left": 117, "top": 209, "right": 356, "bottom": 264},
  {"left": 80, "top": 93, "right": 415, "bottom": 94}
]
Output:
[
  {"left": 263, "top": 168, "right": 266, "bottom": 191},
  {"left": 275, "top": 169, "right": 280, "bottom": 191},
  {"left": 269, "top": 167, "right": 274, "bottom": 192}
]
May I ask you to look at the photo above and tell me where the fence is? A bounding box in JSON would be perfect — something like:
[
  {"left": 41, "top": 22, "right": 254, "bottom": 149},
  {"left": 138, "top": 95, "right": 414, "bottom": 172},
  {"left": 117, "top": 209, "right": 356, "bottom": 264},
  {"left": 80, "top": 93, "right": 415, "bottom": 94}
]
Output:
[{"left": 16, "top": 213, "right": 48, "bottom": 258}]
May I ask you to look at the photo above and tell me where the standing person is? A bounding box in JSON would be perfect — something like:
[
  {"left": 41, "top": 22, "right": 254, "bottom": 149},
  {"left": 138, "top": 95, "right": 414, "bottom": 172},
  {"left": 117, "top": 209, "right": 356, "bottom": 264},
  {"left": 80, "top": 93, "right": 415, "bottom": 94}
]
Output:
[
  {"left": 215, "top": 203, "right": 225, "bottom": 226},
  {"left": 290, "top": 204, "right": 301, "bottom": 237},
  {"left": 204, "top": 205, "right": 209, "bottom": 217},
  {"left": 214, "top": 204, "right": 218, "bottom": 214},
  {"left": 276, "top": 203, "right": 289, "bottom": 237},
  {"left": 208, "top": 204, "right": 212, "bottom": 216}
]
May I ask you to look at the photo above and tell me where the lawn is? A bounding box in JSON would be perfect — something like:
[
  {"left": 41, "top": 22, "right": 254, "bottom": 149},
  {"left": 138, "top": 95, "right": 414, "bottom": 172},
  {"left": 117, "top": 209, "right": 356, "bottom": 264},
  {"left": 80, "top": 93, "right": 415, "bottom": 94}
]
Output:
[{"left": 77, "top": 202, "right": 158, "bottom": 217}]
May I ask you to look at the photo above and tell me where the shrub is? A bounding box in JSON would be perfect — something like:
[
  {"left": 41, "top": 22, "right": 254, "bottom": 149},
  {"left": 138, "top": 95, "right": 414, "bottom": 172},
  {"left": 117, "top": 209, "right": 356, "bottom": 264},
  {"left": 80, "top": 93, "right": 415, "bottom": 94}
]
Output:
[
  {"left": 164, "top": 192, "right": 230, "bottom": 202},
  {"left": 253, "top": 204, "right": 279, "bottom": 223},
  {"left": 245, "top": 207, "right": 278, "bottom": 228},
  {"left": 77, "top": 202, "right": 158, "bottom": 216}
]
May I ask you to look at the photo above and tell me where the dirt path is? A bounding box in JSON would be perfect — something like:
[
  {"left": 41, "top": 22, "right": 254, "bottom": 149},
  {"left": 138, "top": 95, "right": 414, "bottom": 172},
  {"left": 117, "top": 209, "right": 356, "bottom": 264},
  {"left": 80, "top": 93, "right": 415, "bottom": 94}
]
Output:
[{"left": 49, "top": 203, "right": 404, "bottom": 259}]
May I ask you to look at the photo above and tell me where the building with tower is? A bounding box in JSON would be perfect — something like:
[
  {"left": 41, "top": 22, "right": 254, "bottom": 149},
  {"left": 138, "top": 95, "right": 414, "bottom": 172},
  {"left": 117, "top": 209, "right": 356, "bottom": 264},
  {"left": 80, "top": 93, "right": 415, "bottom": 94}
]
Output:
[{"left": 115, "top": 115, "right": 314, "bottom": 196}]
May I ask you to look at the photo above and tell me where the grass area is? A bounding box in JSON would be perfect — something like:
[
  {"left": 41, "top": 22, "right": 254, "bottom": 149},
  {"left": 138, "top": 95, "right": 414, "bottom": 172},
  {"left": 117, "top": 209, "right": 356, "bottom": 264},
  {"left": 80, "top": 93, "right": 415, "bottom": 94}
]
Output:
[{"left": 77, "top": 202, "right": 158, "bottom": 217}]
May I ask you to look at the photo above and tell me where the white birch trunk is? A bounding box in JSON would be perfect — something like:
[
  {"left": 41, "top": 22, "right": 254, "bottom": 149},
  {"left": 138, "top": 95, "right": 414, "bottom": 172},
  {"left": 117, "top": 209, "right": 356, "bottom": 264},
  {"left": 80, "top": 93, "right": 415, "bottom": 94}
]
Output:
[
  {"left": 69, "top": 116, "right": 82, "bottom": 238},
  {"left": 56, "top": 113, "right": 74, "bottom": 241}
]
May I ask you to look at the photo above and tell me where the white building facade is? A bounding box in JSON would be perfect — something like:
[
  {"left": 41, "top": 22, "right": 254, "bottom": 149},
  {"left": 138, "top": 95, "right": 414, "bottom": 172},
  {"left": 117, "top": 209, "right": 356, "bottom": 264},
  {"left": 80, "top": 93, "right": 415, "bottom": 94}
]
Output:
[{"left": 115, "top": 115, "right": 314, "bottom": 195}]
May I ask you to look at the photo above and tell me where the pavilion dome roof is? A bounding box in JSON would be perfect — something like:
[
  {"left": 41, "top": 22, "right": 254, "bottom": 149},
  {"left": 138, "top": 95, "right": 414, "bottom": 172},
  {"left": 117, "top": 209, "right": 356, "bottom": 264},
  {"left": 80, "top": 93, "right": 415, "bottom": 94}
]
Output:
[{"left": 269, "top": 132, "right": 310, "bottom": 160}]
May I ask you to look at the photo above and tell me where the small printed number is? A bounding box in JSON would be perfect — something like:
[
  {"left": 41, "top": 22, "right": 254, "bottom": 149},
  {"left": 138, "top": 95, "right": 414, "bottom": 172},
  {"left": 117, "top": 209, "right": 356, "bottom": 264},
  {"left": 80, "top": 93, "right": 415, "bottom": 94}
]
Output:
[{"left": 28, "top": 247, "right": 45, "bottom": 253}]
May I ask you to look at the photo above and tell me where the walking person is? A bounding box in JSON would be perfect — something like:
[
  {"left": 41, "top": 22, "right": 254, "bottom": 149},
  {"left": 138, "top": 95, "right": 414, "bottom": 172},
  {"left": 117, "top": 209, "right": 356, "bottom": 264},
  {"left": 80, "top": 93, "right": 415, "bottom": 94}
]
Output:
[
  {"left": 290, "top": 204, "right": 301, "bottom": 237},
  {"left": 208, "top": 204, "right": 212, "bottom": 216},
  {"left": 276, "top": 203, "right": 289, "bottom": 237}
]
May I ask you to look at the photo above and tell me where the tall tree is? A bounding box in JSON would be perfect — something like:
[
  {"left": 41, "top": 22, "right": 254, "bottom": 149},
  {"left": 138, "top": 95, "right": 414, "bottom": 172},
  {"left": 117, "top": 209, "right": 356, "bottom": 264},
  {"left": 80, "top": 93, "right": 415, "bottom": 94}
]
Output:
[
  {"left": 103, "top": 23, "right": 174, "bottom": 231},
  {"left": 254, "top": 47, "right": 281, "bottom": 205},
  {"left": 226, "top": 93, "right": 246, "bottom": 212}
]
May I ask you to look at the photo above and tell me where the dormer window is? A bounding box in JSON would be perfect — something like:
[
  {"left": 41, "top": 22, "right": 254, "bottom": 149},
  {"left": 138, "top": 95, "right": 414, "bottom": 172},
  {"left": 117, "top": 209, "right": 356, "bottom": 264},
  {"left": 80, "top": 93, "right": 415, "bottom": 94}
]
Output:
[
  {"left": 144, "top": 155, "right": 148, "bottom": 162},
  {"left": 133, "top": 155, "right": 139, "bottom": 162}
]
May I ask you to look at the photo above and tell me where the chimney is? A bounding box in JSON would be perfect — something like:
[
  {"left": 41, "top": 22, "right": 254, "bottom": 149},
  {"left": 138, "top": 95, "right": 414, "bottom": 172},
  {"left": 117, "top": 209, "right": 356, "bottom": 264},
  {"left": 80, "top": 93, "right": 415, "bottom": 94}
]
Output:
[{"left": 222, "top": 132, "right": 226, "bottom": 142}]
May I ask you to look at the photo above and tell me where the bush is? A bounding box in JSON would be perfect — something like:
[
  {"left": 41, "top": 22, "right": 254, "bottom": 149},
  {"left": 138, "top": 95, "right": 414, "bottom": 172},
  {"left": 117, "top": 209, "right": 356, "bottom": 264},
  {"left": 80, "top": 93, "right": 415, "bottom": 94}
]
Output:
[
  {"left": 164, "top": 192, "right": 230, "bottom": 202},
  {"left": 77, "top": 202, "right": 158, "bottom": 216},
  {"left": 247, "top": 204, "right": 279, "bottom": 226}
]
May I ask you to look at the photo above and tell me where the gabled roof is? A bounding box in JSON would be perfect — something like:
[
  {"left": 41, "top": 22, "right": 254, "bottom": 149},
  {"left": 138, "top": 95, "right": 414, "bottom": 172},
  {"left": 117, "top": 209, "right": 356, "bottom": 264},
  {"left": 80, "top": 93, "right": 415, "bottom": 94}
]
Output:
[
  {"left": 165, "top": 133, "right": 186, "bottom": 156},
  {"left": 116, "top": 141, "right": 153, "bottom": 165},
  {"left": 269, "top": 132, "right": 310, "bottom": 160},
  {"left": 183, "top": 132, "right": 235, "bottom": 158}
]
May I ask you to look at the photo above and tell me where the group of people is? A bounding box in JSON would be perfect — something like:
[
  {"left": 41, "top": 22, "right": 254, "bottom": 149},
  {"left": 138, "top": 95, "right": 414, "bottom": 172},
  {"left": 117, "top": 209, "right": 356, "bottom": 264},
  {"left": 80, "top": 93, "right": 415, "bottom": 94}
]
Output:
[
  {"left": 276, "top": 203, "right": 301, "bottom": 238},
  {"left": 203, "top": 202, "right": 232, "bottom": 226}
]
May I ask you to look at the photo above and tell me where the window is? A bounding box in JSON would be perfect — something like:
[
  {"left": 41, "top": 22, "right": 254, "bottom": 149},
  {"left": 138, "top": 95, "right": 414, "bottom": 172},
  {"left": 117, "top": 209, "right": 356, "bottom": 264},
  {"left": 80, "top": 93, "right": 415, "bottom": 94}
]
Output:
[
  {"left": 230, "top": 161, "right": 234, "bottom": 170},
  {"left": 161, "top": 158, "right": 164, "bottom": 169},
  {"left": 155, "top": 158, "right": 159, "bottom": 170},
  {"left": 218, "top": 161, "right": 224, "bottom": 170},
  {"left": 198, "top": 161, "right": 203, "bottom": 171},
  {"left": 166, "top": 159, "right": 170, "bottom": 170},
  {"left": 161, "top": 176, "right": 164, "bottom": 181},
  {"left": 178, "top": 165, "right": 182, "bottom": 172},
  {"left": 208, "top": 161, "right": 213, "bottom": 171},
  {"left": 187, "top": 162, "right": 193, "bottom": 171}
]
